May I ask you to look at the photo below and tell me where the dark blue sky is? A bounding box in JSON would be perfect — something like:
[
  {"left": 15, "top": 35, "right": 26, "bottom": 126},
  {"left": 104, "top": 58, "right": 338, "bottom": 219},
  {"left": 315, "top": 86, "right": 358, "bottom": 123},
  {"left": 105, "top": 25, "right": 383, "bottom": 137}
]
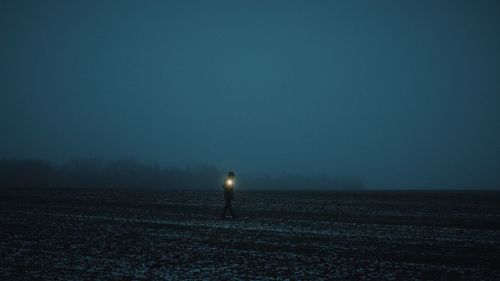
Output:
[{"left": 1, "top": 0, "right": 499, "bottom": 188}]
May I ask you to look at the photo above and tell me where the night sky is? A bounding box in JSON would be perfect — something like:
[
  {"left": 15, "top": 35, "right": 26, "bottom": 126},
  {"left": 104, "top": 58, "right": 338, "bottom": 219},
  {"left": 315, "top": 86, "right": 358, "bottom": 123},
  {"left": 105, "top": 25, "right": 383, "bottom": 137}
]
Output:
[{"left": 1, "top": 0, "right": 499, "bottom": 189}]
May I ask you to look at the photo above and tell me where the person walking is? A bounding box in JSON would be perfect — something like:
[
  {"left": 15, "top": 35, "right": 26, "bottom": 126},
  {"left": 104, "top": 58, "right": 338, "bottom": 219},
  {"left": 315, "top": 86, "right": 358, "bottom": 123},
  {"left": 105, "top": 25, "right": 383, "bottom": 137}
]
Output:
[{"left": 221, "top": 171, "right": 237, "bottom": 219}]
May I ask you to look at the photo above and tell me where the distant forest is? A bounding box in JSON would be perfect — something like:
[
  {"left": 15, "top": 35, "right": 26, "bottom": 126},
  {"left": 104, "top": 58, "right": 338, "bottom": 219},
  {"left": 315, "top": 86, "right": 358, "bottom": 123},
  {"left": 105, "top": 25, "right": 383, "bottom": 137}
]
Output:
[{"left": 0, "top": 159, "right": 364, "bottom": 190}]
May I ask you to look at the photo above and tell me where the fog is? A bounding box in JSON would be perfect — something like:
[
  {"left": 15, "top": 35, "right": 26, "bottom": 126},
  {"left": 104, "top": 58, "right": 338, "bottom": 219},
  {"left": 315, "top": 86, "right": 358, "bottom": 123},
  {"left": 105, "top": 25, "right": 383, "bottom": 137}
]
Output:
[{"left": 1, "top": 0, "right": 499, "bottom": 189}]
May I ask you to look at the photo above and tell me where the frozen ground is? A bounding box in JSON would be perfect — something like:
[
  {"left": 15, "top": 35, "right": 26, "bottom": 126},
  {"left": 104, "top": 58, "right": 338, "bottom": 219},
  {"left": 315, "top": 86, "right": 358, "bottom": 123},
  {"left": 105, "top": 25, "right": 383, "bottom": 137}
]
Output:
[{"left": 1, "top": 188, "right": 499, "bottom": 280}]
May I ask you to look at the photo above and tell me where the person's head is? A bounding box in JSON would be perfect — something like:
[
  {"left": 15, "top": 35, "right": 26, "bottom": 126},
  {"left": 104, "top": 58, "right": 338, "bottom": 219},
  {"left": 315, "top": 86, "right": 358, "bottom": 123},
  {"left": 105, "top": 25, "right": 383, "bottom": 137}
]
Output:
[{"left": 227, "top": 171, "right": 235, "bottom": 179}]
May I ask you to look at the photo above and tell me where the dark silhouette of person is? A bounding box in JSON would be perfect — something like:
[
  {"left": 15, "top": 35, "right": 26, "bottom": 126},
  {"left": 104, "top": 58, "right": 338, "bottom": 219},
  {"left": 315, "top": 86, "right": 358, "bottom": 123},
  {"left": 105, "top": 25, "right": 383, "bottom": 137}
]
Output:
[{"left": 221, "top": 171, "right": 237, "bottom": 219}]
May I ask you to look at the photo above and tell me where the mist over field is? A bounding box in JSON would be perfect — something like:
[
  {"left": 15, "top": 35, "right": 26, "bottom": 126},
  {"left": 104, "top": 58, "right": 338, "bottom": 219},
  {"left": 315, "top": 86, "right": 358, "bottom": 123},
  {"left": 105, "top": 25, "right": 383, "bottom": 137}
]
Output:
[
  {"left": 1, "top": 0, "right": 500, "bottom": 190},
  {"left": 0, "top": 158, "right": 364, "bottom": 190},
  {"left": 2, "top": 2, "right": 500, "bottom": 280}
]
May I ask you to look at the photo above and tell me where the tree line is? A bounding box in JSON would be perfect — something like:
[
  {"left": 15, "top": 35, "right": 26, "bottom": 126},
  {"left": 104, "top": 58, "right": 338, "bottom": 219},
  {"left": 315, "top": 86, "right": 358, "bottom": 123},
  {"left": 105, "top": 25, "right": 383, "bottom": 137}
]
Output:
[{"left": 0, "top": 158, "right": 363, "bottom": 190}]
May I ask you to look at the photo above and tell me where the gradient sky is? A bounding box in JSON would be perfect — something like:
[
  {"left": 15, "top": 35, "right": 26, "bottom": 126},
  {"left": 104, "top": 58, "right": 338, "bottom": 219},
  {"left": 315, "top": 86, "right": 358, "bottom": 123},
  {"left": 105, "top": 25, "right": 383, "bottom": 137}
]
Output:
[{"left": 1, "top": 0, "right": 499, "bottom": 188}]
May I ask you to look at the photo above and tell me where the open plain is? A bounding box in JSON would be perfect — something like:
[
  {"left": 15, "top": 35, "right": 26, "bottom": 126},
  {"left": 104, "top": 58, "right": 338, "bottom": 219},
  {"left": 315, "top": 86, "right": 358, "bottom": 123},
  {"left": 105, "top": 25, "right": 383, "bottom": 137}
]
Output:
[{"left": 1, "top": 188, "right": 499, "bottom": 280}]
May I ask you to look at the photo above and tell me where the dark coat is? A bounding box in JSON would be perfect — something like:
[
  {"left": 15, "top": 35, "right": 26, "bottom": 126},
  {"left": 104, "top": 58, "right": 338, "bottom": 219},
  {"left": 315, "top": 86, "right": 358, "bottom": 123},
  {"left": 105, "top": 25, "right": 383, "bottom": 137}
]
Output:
[{"left": 223, "top": 182, "right": 234, "bottom": 200}]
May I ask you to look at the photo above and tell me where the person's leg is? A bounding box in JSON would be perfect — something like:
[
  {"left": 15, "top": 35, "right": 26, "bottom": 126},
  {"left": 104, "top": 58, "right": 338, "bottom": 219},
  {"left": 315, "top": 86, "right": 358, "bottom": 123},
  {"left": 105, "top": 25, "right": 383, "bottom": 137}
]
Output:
[
  {"left": 221, "top": 200, "right": 229, "bottom": 218},
  {"left": 229, "top": 200, "right": 236, "bottom": 218}
]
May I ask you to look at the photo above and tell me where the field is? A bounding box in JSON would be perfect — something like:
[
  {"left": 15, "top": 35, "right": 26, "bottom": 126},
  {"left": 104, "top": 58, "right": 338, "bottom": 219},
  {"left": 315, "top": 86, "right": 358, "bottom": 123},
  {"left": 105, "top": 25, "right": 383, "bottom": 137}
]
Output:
[{"left": 1, "top": 188, "right": 499, "bottom": 280}]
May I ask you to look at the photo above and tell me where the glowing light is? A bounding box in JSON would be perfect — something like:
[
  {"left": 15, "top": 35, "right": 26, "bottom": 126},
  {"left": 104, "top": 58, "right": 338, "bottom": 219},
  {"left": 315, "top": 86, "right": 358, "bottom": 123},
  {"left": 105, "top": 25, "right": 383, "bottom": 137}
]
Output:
[{"left": 226, "top": 179, "right": 233, "bottom": 186}]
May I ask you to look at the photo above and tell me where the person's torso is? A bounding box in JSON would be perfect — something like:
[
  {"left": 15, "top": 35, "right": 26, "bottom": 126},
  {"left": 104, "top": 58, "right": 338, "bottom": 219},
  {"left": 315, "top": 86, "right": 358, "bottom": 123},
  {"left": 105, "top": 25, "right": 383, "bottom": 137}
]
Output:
[{"left": 223, "top": 183, "right": 234, "bottom": 199}]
